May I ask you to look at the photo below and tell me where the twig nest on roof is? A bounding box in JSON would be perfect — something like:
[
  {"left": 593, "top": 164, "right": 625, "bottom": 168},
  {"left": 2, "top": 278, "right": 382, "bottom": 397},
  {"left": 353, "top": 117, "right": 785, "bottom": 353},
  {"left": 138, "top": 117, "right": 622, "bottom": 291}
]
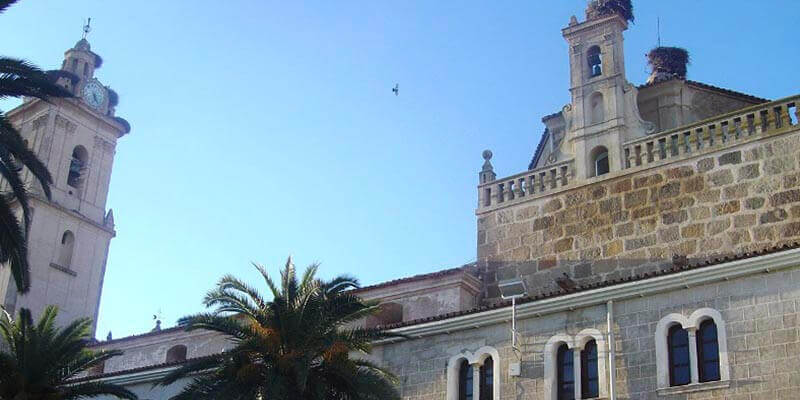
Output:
[{"left": 647, "top": 46, "right": 690, "bottom": 84}]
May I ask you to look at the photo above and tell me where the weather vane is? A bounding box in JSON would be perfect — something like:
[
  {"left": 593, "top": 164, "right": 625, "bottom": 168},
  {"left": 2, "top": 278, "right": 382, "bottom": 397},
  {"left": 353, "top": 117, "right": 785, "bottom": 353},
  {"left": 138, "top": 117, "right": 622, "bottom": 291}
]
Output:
[{"left": 82, "top": 17, "right": 92, "bottom": 39}]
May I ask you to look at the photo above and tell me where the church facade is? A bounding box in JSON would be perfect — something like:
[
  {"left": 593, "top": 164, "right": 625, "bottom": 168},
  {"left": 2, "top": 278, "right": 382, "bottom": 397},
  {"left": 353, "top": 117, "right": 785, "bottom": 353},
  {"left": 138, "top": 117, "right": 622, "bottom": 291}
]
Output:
[{"left": 6, "top": 2, "right": 800, "bottom": 399}]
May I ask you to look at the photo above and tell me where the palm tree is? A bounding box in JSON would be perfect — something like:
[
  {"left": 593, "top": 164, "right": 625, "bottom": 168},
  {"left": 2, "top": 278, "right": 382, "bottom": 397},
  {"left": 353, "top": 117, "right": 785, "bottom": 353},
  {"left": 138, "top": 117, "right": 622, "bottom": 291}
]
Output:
[
  {"left": 0, "top": 305, "right": 138, "bottom": 400},
  {"left": 1, "top": 0, "right": 75, "bottom": 293},
  {"left": 160, "top": 257, "right": 402, "bottom": 400}
]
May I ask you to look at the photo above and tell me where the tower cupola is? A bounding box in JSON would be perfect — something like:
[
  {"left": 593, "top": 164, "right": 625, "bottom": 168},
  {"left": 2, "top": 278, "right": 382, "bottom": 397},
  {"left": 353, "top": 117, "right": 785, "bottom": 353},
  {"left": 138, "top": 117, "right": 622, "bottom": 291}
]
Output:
[{"left": 61, "top": 38, "right": 102, "bottom": 92}]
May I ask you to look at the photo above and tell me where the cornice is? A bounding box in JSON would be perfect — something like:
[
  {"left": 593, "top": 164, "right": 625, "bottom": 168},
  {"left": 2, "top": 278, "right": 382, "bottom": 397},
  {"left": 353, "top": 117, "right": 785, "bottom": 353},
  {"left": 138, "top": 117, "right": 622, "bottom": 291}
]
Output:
[
  {"left": 380, "top": 247, "right": 800, "bottom": 342},
  {"left": 6, "top": 97, "right": 126, "bottom": 138}
]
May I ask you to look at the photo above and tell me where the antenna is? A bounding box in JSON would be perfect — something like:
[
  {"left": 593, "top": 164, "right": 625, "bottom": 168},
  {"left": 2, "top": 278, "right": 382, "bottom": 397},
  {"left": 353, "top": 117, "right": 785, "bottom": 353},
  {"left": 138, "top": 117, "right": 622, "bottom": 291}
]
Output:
[
  {"left": 82, "top": 17, "right": 92, "bottom": 39},
  {"left": 657, "top": 17, "right": 661, "bottom": 47}
]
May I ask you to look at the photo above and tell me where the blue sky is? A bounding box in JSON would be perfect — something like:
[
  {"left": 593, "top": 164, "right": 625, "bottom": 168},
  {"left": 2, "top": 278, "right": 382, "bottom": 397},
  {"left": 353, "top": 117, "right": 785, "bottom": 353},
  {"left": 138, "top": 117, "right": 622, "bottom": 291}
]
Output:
[{"left": 2, "top": 1, "right": 798, "bottom": 339}]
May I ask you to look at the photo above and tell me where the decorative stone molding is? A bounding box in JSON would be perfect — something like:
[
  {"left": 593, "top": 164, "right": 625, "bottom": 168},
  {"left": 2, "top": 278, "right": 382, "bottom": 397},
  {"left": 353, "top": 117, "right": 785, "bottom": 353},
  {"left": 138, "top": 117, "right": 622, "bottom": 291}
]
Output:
[
  {"left": 93, "top": 135, "right": 115, "bottom": 153},
  {"left": 446, "top": 346, "right": 501, "bottom": 400},
  {"left": 654, "top": 308, "right": 729, "bottom": 391},
  {"left": 31, "top": 114, "right": 49, "bottom": 131},
  {"left": 55, "top": 114, "right": 77, "bottom": 135},
  {"left": 49, "top": 262, "right": 77, "bottom": 277}
]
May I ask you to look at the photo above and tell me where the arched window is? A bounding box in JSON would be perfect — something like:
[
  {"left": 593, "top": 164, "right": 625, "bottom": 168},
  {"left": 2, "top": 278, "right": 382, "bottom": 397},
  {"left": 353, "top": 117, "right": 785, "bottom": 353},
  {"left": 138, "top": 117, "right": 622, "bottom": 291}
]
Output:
[
  {"left": 58, "top": 231, "right": 75, "bottom": 267},
  {"left": 580, "top": 340, "right": 599, "bottom": 398},
  {"left": 480, "top": 357, "right": 494, "bottom": 400},
  {"left": 668, "top": 325, "right": 691, "bottom": 386},
  {"left": 71, "top": 59, "right": 78, "bottom": 73},
  {"left": 589, "top": 92, "right": 605, "bottom": 124},
  {"left": 587, "top": 46, "right": 602, "bottom": 77},
  {"left": 594, "top": 152, "right": 609, "bottom": 176},
  {"left": 166, "top": 345, "right": 188, "bottom": 363},
  {"left": 589, "top": 146, "right": 609, "bottom": 177},
  {"left": 459, "top": 359, "right": 473, "bottom": 400},
  {"left": 67, "top": 146, "right": 88, "bottom": 189},
  {"left": 557, "top": 344, "right": 575, "bottom": 400},
  {"left": 697, "top": 320, "right": 720, "bottom": 382}
]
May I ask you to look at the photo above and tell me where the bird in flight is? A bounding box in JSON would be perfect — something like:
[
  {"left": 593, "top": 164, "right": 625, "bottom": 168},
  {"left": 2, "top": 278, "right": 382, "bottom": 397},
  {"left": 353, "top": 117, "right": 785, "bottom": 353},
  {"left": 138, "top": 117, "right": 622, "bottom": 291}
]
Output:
[{"left": 392, "top": 83, "right": 399, "bottom": 96}]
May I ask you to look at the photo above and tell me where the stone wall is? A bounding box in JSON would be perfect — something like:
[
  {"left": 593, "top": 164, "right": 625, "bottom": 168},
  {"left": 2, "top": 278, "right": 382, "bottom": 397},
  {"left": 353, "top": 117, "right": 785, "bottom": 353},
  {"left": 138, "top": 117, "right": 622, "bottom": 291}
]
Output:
[
  {"left": 374, "top": 264, "right": 800, "bottom": 400},
  {"left": 477, "top": 127, "right": 800, "bottom": 300}
]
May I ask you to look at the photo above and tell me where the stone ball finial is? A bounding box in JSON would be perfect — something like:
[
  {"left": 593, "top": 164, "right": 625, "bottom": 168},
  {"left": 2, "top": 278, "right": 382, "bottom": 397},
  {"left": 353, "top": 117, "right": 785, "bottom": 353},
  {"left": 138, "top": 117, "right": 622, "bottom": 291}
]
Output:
[{"left": 482, "top": 149, "right": 493, "bottom": 161}]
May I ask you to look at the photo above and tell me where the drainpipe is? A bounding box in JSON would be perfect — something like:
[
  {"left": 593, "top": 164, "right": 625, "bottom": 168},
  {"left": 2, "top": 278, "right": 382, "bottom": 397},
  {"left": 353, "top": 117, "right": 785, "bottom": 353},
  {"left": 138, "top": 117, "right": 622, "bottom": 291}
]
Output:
[{"left": 607, "top": 300, "right": 617, "bottom": 400}]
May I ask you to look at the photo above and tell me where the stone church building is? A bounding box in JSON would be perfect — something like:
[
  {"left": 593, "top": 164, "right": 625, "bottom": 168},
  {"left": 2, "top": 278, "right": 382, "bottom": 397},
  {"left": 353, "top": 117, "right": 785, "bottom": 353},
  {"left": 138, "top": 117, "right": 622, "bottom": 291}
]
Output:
[{"left": 4, "top": 1, "right": 800, "bottom": 399}]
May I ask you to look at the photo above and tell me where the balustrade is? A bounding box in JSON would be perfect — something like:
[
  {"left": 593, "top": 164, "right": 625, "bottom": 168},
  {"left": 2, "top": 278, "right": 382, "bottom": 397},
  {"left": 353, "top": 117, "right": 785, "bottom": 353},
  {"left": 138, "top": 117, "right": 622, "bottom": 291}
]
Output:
[{"left": 623, "top": 95, "right": 799, "bottom": 169}]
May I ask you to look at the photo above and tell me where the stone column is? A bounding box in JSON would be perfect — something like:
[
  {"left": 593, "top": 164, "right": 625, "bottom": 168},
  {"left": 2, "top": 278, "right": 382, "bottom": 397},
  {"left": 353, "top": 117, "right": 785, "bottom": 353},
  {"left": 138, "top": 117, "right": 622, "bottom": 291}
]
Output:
[
  {"left": 573, "top": 348, "right": 583, "bottom": 399},
  {"left": 687, "top": 327, "right": 699, "bottom": 384},
  {"left": 472, "top": 362, "right": 482, "bottom": 400}
]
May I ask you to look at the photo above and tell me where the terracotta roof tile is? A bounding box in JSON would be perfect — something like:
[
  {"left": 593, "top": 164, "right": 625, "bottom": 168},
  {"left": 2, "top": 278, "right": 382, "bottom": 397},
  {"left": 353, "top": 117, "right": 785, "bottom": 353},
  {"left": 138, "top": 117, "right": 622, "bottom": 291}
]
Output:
[
  {"left": 375, "top": 242, "right": 800, "bottom": 330},
  {"left": 350, "top": 262, "right": 477, "bottom": 294}
]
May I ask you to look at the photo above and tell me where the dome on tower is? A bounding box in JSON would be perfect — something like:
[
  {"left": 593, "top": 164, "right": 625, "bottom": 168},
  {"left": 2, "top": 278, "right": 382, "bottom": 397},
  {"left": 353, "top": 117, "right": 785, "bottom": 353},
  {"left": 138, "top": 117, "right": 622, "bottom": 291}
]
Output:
[{"left": 74, "top": 38, "right": 91, "bottom": 51}]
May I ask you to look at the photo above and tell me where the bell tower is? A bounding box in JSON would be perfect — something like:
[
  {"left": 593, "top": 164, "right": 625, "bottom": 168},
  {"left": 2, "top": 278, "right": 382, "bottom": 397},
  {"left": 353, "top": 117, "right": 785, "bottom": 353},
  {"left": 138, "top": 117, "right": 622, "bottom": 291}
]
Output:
[
  {"left": 560, "top": 1, "right": 652, "bottom": 180},
  {"left": 0, "top": 30, "right": 130, "bottom": 334}
]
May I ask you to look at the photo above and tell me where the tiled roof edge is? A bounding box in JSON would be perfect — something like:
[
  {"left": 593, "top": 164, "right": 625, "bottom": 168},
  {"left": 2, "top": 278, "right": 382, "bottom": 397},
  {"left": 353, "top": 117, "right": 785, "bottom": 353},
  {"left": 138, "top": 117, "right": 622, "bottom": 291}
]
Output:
[
  {"left": 350, "top": 262, "right": 478, "bottom": 294},
  {"left": 375, "top": 241, "right": 800, "bottom": 330}
]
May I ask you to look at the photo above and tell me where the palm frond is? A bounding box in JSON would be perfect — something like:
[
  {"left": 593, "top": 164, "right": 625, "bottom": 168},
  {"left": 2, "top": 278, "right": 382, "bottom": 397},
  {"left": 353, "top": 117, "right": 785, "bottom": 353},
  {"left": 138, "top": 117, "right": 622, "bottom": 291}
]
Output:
[
  {"left": 0, "top": 307, "right": 134, "bottom": 399},
  {"left": 61, "top": 381, "right": 138, "bottom": 400},
  {"left": 166, "top": 256, "right": 401, "bottom": 399},
  {"left": 0, "top": 0, "right": 20, "bottom": 14}
]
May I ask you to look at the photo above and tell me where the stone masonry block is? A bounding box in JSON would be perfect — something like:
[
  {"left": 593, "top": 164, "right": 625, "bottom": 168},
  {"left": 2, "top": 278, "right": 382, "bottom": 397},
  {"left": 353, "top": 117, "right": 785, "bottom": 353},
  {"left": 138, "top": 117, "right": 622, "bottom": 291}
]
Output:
[
  {"left": 738, "top": 163, "right": 761, "bottom": 180},
  {"left": 771, "top": 189, "right": 800, "bottom": 207},
  {"left": 624, "top": 189, "right": 648, "bottom": 209},
  {"left": 709, "top": 169, "right": 735, "bottom": 187},
  {"left": 697, "top": 157, "right": 715, "bottom": 172},
  {"left": 718, "top": 150, "right": 742, "bottom": 166}
]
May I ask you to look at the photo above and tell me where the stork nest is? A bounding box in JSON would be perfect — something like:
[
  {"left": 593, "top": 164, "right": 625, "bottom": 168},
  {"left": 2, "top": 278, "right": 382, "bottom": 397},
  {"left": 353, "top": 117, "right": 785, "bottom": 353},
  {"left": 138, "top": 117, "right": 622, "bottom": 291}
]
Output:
[
  {"left": 647, "top": 47, "right": 690, "bottom": 78},
  {"left": 595, "top": 0, "right": 634, "bottom": 22}
]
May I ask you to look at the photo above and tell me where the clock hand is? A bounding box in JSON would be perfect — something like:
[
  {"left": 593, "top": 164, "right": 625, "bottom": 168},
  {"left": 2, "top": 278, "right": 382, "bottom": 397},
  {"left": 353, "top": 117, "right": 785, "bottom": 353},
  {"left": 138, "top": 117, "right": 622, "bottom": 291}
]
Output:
[{"left": 93, "top": 93, "right": 98, "bottom": 102}]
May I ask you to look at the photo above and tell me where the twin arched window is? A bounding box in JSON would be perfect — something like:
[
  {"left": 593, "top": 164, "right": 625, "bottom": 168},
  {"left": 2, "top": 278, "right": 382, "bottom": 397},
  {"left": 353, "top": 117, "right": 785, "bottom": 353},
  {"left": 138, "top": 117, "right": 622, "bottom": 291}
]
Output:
[
  {"left": 668, "top": 320, "right": 720, "bottom": 386},
  {"left": 555, "top": 340, "right": 599, "bottom": 400},
  {"left": 657, "top": 309, "right": 728, "bottom": 389},
  {"left": 458, "top": 356, "right": 494, "bottom": 400},
  {"left": 546, "top": 332, "right": 606, "bottom": 400},
  {"left": 448, "top": 347, "right": 499, "bottom": 400}
]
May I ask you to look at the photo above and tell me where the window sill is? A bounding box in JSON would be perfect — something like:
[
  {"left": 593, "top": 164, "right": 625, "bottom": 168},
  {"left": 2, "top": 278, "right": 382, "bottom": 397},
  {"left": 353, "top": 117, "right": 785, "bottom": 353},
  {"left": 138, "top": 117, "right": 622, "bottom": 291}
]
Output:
[
  {"left": 657, "top": 380, "right": 729, "bottom": 395},
  {"left": 50, "top": 262, "right": 77, "bottom": 277}
]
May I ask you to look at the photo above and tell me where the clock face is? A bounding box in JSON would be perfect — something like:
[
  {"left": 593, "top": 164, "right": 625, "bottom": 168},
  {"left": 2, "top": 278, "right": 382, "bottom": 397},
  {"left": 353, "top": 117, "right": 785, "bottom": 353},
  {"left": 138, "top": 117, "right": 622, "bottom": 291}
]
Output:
[{"left": 82, "top": 81, "right": 105, "bottom": 109}]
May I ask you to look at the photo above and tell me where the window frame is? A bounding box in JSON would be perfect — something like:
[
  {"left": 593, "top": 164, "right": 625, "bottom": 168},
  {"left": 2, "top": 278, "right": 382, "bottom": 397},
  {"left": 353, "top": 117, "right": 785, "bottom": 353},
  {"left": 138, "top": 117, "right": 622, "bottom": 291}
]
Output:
[
  {"left": 446, "top": 347, "right": 501, "bottom": 400},
  {"left": 479, "top": 357, "right": 494, "bottom": 400},
  {"left": 580, "top": 340, "right": 599, "bottom": 398},
  {"left": 667, "top": 324, "right": 691, "bottom": 387},
  {"left": 587, "top": 46, "right": 602, "bottom": 78},
  {"left": 696, "top": 319, "right": 721, "bottom": 383},
  {"left": 655, "top": 309, "right": 730, "bottom": 391},
  {"left": 459, "top": 359, "right": 473, "bottom": 400},
  {"left": 545, "top": 331, "right": 607, "bottom": 400},
  {"left": 556, "top": 343, "right": 575, "bottom": 400}
]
